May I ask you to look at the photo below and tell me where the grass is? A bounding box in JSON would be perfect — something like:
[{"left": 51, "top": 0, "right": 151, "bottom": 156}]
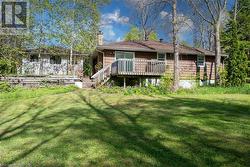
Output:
[
  {"left": 0, "top": 85, "right": 77, "bottom": 100},
  {"left": 0, "top": 87, "right": 249, "bottom": 166},
  {"left": 98, "top": 84, "right": 250, "bottom": 95}
]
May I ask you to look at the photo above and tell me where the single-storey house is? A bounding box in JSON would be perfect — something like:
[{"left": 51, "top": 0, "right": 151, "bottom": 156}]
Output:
[
  {"left": 91, "top": 40, "right": 226, "bottom": 88},
  {"left": 21, "top": 47, "right": 87, "bottom": 77}
]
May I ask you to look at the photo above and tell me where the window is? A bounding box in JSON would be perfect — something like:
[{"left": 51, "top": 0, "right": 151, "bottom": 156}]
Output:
[
  {"left": 50, "top": 55, "right": 61, "bottom": 64},
  {"left": 115, "top": 51, "right": 134, "bottom": 72},
  {"left": 115, "top": 51, "right": 134, "bottom": 60},
  {"left": 30, "top": 54, "right": 39, "bottom": 62},
  {"left": 197, "top": 55, "right": 205, "bottom": 67},
  {"left": 157, "top": 53, "right": 166, "bottom": 61}
]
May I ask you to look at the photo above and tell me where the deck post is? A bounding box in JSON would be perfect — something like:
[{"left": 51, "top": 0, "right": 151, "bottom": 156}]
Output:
[
  {"left": 139, "top": 77, "right": 142, "bottom": 87},
  {"left": 123, "top": 77, "right": 126, "bottom": 88}
]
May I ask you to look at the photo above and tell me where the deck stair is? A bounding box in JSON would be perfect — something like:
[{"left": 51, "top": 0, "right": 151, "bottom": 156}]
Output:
[
  {"left": 91, "top": 64, "right": 112, "bottom": 88},
  {"left": 91, "top": 59, "right": 166, "bottom": 87}
]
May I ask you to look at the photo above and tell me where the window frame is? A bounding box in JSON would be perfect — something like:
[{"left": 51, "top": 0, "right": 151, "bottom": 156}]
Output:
[
  {"left": 157, "top": 53, "right": 166, "bottom": 61},
  {"left": 29, "top": 54, "right": 39, "bottom": 62},
  {"left": 115, "top": 51, "right": 135, "bottom": 72},
  {"left": 197, "top": 55, "right": 205, "bottom": 67},
  {"left": 115, "top": 51, "right": 135, "bottom": 60},
  {"left": 50, "top": 55, "right": 62, "bottom": 65}
]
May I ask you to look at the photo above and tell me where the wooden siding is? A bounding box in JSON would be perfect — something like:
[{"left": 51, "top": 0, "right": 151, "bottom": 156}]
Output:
[
  {"left": 103, "top": 50, "right": 115, "bottom": 67},
  {"left": 102, "top": 50, "right": 217, "bottom": 80}
]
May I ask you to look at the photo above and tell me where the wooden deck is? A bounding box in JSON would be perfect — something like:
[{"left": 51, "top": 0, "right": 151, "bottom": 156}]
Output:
[{"left": 111, "top": 59, "right": 166, "bottom": 76}]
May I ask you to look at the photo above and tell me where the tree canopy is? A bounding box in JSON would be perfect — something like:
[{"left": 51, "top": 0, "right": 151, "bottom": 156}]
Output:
[{"left": 124, "top": 26, "right": 159, "bottom": 41}]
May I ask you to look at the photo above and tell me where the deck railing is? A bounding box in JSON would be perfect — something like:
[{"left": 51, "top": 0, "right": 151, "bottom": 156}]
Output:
[
  {"left": 91, "top": 64, "right": 111, "bottom": 87},
  {"left": 111, "top": 59, "right": 166, "bottom": 76}
]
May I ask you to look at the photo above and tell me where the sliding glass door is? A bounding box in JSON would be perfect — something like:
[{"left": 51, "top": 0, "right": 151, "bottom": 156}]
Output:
[{"left": 115, "top": 51, "right": 134, "bottom": 72}]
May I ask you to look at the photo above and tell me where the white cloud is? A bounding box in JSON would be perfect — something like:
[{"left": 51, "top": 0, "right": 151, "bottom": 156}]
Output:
[
  {"left": 160, "top": 11, "right": 194, "bottom": 32},
  {"left": 160, "top": 10, "right": 194, "bottom": 42},
  {"left": 160, "top": 11, "right": 168, "bottom": 19},
  {"left": 101, "top": 9, "right": 129, "bottom": 26}
]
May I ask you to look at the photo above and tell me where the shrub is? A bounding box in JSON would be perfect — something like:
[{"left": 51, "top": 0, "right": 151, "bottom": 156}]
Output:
[
  {"left": 159, "top": 72, "right": 173, "bottom": 92},
  {"left": 0, "top": 82, "right": 13, "bottom": 92},
  {"left": 219, "top": 66, "right": 227, "bottom": 87},
  {"left": 83, "top": 58, "right": 92, "bottom": 77}
]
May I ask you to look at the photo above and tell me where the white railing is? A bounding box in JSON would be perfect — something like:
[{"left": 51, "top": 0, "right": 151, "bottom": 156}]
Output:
[
  {"left": 91, "top": 64, "right": 111, "bottom": 87},
  {"left": 111, "top": 59, "right": 166, "bottom": 75}
]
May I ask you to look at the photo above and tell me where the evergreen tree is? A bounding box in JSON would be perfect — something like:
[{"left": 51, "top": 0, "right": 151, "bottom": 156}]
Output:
[
  {"left": 223, "top": 20, "right": 248, "bottom": 86},
  {"left": 222, "top": 0, "right": 249, "bottom": 86}
]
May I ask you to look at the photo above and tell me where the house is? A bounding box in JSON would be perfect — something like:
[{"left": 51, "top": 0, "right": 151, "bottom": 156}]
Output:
[
  {"left": 22, "top": 47, "right": 87, "bottom": 77},
  {"left": 91, "top": 40, "right": 227, "bottom": 88}
]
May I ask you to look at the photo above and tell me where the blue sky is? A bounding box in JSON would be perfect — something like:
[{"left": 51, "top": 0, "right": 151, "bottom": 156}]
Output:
[
  {"left": 100, "top": 0, "right": 131, "bottom": 43},
  {"left": 100, "top": 0, "right": 235, "bottom": 45}
]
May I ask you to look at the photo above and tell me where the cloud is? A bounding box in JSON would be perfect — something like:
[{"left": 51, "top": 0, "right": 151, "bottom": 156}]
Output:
[
  {"left": 101, "top": 9, "right": 129, "bottom": 26},
  {"left": 160, "top": 10, "right": 194, "bottom": 32},
  {"left": 160, "top": 11, "right": 168, "bottom": 19},
  {"left": 160, "top": 10, "right": 194, "bottom": 42}
]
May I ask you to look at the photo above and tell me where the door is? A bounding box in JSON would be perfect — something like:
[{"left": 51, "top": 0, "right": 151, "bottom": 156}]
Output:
[{"left": 115, "top": 51, "right": 134, "bottom": 72}]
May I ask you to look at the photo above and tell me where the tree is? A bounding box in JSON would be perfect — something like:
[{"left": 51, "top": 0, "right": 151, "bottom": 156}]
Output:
[
  {"left": 124, "top": 26, "right": 159, "bottom": 41},
  {"left": 223, "top": 20, "right": 248, "bottom": 86},
  {"left": 188, "top": 0, "right": 228, "bottom": 85},
  {"left": 127, "top": 0, "right": 165, "bottom": 40},
  {"left": 222, "top": 0, "right": 248, "bottom": 86},
  {"left": 172, "top": 0, "right": 179, "bottom": 91},
  {"left": 124, "top": 27, "right": 141, "bottom": 41},
  {"left": 148, "top": 32, "right": 158, "bottom": 41},
  {"left": 236, "top": 0, "right": 250, "bottom": 41}
]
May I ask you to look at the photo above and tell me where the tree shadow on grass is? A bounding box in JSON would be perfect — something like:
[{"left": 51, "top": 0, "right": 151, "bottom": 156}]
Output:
[
  {"left": 1, "top": 99, "right": 84, "bottom": 165},
  {"left": 103, "top": 96, "right": 250, "bottom": 167},
  {"left": 0, "top": 98, "right": 63, "bottom": 141},
  {"left": 77, "top": 93, "right": 197, "bottom": 167},
  {"left": 1, "top": 91, "right": 249, "bottom": 166}
]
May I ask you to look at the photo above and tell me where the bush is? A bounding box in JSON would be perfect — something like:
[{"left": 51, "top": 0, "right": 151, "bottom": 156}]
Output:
[
  {"left": 159, "top": 72, "right": 173, "bottom": 92},
  {"left": 0, "top": 82, "right": 13, "bottom": 92},
  {"left": 219, "top": 66, "right": 227, "bottom": 87},
  {"left": 83, "top": 58, "right": 92, "bottom": 77}
]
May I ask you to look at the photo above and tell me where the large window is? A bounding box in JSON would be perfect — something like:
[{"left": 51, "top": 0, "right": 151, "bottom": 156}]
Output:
[
  {"left": 197, "top": 55, "right": 205, "bottom": 67},
  {"left": 50, "top": 55, "right": 61, "bottom": 64},
  {"left": 115, "top": 51, "right": 134, "bottom": 72},
  {"left": 157, "top": 53, "right": 166, "bottom": 61},
  {"left": 115, "top": 51, "right": 134, "bottom": 60},
  {"left": 30, "top": 54, "right": 39, "bottom": 62}
]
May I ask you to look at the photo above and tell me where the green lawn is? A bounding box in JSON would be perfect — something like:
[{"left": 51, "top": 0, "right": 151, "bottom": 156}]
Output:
[{"left": 0, "top": 87, "right": 249, "bottom": 166}]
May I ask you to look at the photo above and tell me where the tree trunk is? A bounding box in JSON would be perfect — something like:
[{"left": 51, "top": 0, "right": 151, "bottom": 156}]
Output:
[
  {"left": 68, "top": 45, "right": 73, "bottom": 75},
  {"left": 234, "top": 0, "right": 238, "bottom": 21},
  {"left": 214, "top": 23, "right": 221, "bottom": 85},
  {"left": 172, "top": 0, "right": 179, "bottom": 91}
]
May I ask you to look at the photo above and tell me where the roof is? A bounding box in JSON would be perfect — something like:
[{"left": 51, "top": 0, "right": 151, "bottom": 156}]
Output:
[
  {"left": 26, "top": 46, "right": 87, "bottom": 56},
  {"left": 97, "top": 40, "right": 221, "bottom": 56}
]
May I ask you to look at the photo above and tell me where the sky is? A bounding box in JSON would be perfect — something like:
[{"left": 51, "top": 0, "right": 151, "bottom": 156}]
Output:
[{"left": 99, "top": 0, "right": 235, "bottom": 46}]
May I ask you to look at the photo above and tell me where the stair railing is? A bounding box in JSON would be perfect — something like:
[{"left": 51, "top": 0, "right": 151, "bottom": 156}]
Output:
[{"left": 91, "top": 63, "right": 112, "bottom": 87}]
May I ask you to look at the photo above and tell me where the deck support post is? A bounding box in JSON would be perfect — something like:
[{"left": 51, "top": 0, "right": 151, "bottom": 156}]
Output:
[
  {"left": 123, "top": 77, "right": 126, "bottom": 88},
  {"left": 139, "top": 77, "right": 142, "bottom": 87}
]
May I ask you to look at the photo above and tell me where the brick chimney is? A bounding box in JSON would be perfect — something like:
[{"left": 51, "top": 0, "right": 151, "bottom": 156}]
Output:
[{"left": 97, "top": 31, "right": 103, "bottom": 45}]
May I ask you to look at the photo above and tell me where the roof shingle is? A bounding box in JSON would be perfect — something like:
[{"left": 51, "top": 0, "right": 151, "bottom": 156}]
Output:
[{"left": 97, "top": 40, "right": 219, "bottom": 56}]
